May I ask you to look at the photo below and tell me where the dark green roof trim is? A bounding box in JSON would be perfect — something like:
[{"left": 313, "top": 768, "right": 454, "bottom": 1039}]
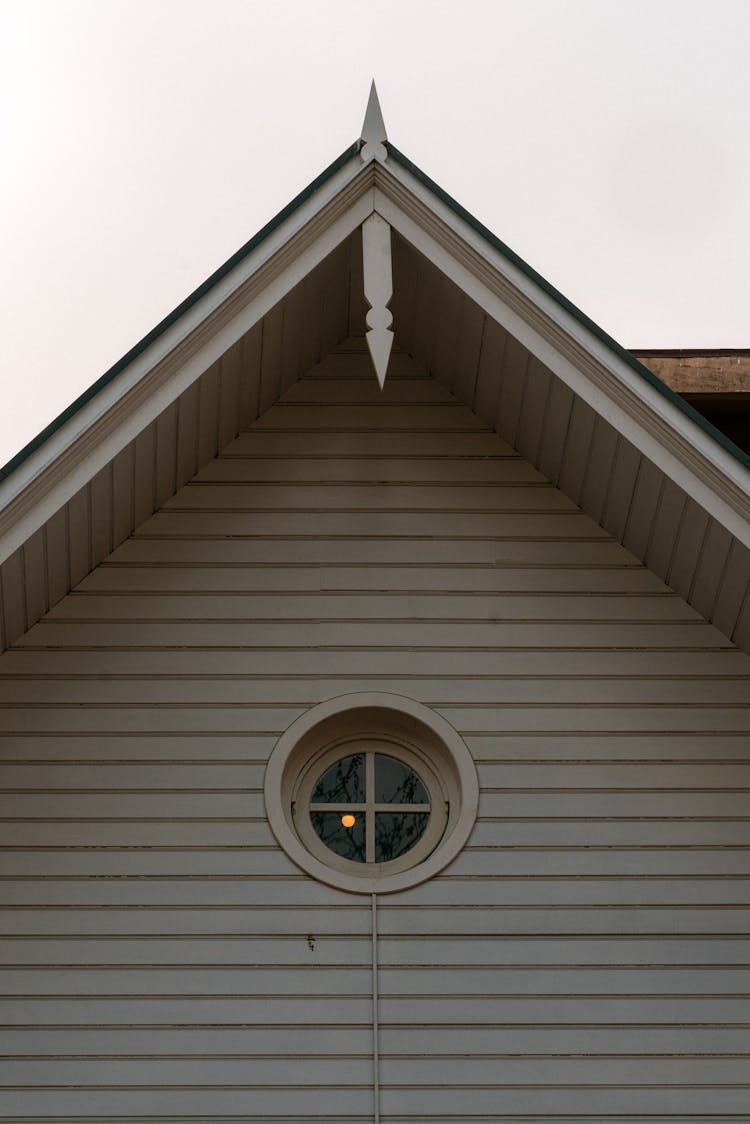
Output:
[
  {"left": 0, "top": 142, "right": 360, "bottom": 482},
  {"left": 387, "top": 143, "right": 750, "bottom": 471},
  {"left": 4, "top": 135, "right": 748, "bottom": 488}
]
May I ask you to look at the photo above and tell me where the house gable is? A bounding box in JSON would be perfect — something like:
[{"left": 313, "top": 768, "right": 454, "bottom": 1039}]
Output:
[
  {"left": 1, "top": 87, "right": 749, "bottom": 1122},
  {"left": 1, "top": 95, "right": 749, "bottom": 659}
]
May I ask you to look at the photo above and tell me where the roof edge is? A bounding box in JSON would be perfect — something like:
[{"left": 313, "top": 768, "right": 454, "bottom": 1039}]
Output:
[
  {"left": 632, "top": 349, "right": 750, "bottom": 358},
  {"left": 0, "top": 142, "right": 360, "bottom": 483},
  {"left": 386, "top": 143, "right": 750, "bottom": 472}
]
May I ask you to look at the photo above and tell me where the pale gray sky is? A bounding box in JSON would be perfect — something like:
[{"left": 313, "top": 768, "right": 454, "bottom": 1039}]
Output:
[{"left": 2, "top": 0, "right": 749, "bottom": 466}]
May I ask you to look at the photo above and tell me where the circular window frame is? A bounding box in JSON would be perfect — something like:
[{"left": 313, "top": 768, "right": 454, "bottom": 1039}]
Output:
[
  {"left": 294, "top": 737, "right": 448, "bottom": 875},
  {"left": 264, "top": 693, "right": 479, "bottom": 895}
]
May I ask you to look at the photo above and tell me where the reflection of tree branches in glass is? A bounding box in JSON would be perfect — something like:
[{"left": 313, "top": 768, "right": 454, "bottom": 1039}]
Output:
[
  {"left": 375, "top": 755, "right": 428, "bottom": 804},
  {"left": 309, "top": 751, "right": 431, "bottom": 864},
  {"left": 375, "top": 812, "right": 429, "bottom": 862},
  {"left": 310, "top": 811, "right": 366, "bottom": 863},
  {"left": 312, "top": 754, "right": 364, "bottom": 803}
]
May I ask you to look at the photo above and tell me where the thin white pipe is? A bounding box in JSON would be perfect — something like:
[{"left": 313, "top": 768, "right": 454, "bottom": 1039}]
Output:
[{"left": 371, "top": 892, "right": 380, "bottom": 1124}]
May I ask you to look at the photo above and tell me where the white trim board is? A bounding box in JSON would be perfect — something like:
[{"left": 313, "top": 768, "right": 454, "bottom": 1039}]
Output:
[
  {"left": 0, "top": 140, "right": 748, "bottom": 654},
  {"left": 0, "top": 162, "right": 374, "bottom": 565},
  {"left": 373, "top": 165, "right": 750, "bottom": 551}
]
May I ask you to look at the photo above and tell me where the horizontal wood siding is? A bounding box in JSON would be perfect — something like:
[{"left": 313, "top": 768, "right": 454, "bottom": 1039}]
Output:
[{"left": 0, "top": 344, "right": 749, "bottom": 1121}]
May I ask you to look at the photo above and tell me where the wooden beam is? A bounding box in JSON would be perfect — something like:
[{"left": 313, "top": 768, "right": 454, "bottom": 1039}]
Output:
[{"left": 632, "top": 351, "right": 750, "bottom": 394}]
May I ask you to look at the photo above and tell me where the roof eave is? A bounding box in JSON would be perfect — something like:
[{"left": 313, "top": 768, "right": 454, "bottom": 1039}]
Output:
[
  {"left": 0, "top": 146, "right": 372, "bottom": 564},
  {"left": 0, "top": 142, "right": 362, "bottom": 488},
  {"left": 375, "top": 149, "right": 750, "bottom": 550}
]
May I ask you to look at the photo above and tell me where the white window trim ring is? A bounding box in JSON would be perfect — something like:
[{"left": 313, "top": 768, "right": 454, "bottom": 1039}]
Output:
[{"left": 264, "top": 692, "right": 480, "bottom": 895}]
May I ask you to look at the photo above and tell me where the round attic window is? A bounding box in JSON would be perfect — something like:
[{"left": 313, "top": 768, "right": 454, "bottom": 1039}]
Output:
[{"left": 264, "top": 693, "right": 479, "bottom": 895}]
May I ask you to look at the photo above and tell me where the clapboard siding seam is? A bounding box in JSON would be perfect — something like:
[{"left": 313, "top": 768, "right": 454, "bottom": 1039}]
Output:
[
  {"left": 1, "top": 749, "right": 748, "bottom": 763},
  {"left": 46, "top": 559, "right": 648, "bottom": 568},
  {"left": 538, "top": 380, "right": 573, "bottom": 487},
  {"left": 5, "top": 775, "right": 750, "bottom": 787},
  {"left": 211, "top": 358, "right": 223, "bottom": 454},
  {"left": 649, "top": 479, "right": 690, "bottom": 581},
  {"left": 88, "top": 464, "right": 113, "bottom": 569},
  {"left": 62, "top": 504, "right": 73, "bottom": 598},
  {"left": 556, "top": 397, "right": 597, "bottom": 507},
  {"left": 217, "top": 342, "right": 239, "bottom": 450},
  {"left": 642, "top": 470, "right": 667, "bottom": 571},
  {"left": 129, "top": 535, "right": 614, "bottom": 543},
  {"left": 174, "top": 389, "right": 184, "bottom": 492},
  {"left": 347, "top": 226, "right": 361, "bottom": 339},
  {"left": 0, "top": 552, "right": 28, "bottom": 649},
  {"left": 621, "top": 453, "right": 647, "bottom": 552},
  {"left": 196, "top": 363, "right": 218, "bottom": 467},
  {"left": 0, "top": 564, "right": 5, "bottom": 651},
  {"left": 176, "top": 482, "right": 558, "bottom": 490},
  {"left": 42, "top": 509, "right": 67, "bottom": 612},
  {"left": 730, "top": 578, "right": 750, "bottom": 646},
  {"left": 518, "top": 359, "right": 550, "bottom": 468},
  {"left": 668, "top": 502, "right": 712, "bottom": 603},
  {"left": 509, "top": 349, "right": 530, "bottom": 451},
  {"left": 107, "top": 456, "right": 116, "bottom": 557},
  {"left": 467, "top": 312, "right": 487, "bottom": 414},
  {"left": 178, "top": 382, "right": 201, "bottom": 489},
  {"left": 73, "top": 484, "right": 93, "bottom": 589},
  {"left": 58, "top": 590, "right": 687, "bottom": 600},
  {"left": 602, "top": 441, "right": 641, "bottom": 545},
  {"left": 20, "top": 537, "right": 31, "bottom": 632},
  {"left": 39, "top": 528, "right": 51, "bottom": 627},
  {"left": 455, "top": 299, "right": 485, "bottom": 409},
  {"left": 218, "top": 449, "right": 516, "bottom": 455},
  {"left": 130, "top": 423, "right": 154, "bottom": 531},
  {"left": 21, "top": 531, "right": 46, "bottom": 632},
  {"left": 14, "top": 645, "right": 737, "bottom": 655},
  {"left": 256, "top": 316, "right": 268, "bottom": 429},
  {"left": 149, "top": 418, "right": 159, "bottom": 517},
  {"left": 592, "top": 428, "right": 621, "bottom": 528},
  {"left": 237, "top": 327, "right": 256, "bottom": 430},
  {"left": 689, "top": 522, "right": 732, "bottom": 623},
  {"left": 4, "top": 860, "right": 750, "bottom": 870},
  {"left": 110, "top": 443, "right": 134, "bottom": 549},
  {"left": 687, "top": 515, "right": 714, "bottom": 606},
  {"left": 279, "top": 283, "right": 302, "bottom": 395}
]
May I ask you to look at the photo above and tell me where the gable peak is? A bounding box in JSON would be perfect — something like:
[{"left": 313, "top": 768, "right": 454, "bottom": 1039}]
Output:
[{"left": 360, "top": 81, "right": 387, "bottom": 163}]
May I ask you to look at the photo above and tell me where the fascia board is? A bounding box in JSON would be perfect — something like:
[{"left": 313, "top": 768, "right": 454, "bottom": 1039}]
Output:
[
  {"left": 373, "top": 164, "right": 750, "bottom": 551},
  {"left": 0, "top": 143, "right": 362, "bottom": 486},
  {"left": 0, "top": 159, "right": 374, "bottom": 565}
]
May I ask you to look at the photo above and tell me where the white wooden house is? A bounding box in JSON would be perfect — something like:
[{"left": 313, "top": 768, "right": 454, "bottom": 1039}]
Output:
[{"left": 0, "top": 87, "right": 749, "bottom": 1122}]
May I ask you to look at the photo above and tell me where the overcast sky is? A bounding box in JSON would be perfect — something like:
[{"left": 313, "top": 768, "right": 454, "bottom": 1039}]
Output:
[{"left": 2, "top": 0, "right": 749, "bottom": 467}]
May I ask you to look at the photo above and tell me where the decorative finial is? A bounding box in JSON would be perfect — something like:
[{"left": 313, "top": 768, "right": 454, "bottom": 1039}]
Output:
[
  {"left": 362, "top": 213, "right": 394, "bottom": 388},
  {"left": 360, "top": 81, "right": 387, "bottom": 163}
]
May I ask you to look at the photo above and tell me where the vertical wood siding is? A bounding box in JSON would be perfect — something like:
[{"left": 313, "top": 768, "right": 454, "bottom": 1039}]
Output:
[
  {"left": 0, "top": 344, "right": 749, "bottom": 1121},
  {"left": 0, "top": 236, "right": 356, "bottom": 655},
  {"left": 391, "top": 232, "right": 750, "bottom": 652}
]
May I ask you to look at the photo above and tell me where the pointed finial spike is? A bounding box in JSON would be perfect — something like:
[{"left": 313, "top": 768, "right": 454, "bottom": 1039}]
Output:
[
  {"left": 367, "top": 329, "right": 394, "bottom": 390},
  {"left": 360, "top": 81, "right": 387, "bottom": 163}
]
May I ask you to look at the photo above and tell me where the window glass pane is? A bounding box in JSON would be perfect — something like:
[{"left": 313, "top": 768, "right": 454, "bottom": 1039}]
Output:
[
  {"left": 312, "top": 754, "right": 365, "bottom": 803},
  {"left": 374, "top": 754, "right": 428, "bottom": 804},
  {"left": 374, "top": 811, "right": 429, "bottom": 862},
  {"left": 310, "top": 810, "right": 366, "bottom": 862}
]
